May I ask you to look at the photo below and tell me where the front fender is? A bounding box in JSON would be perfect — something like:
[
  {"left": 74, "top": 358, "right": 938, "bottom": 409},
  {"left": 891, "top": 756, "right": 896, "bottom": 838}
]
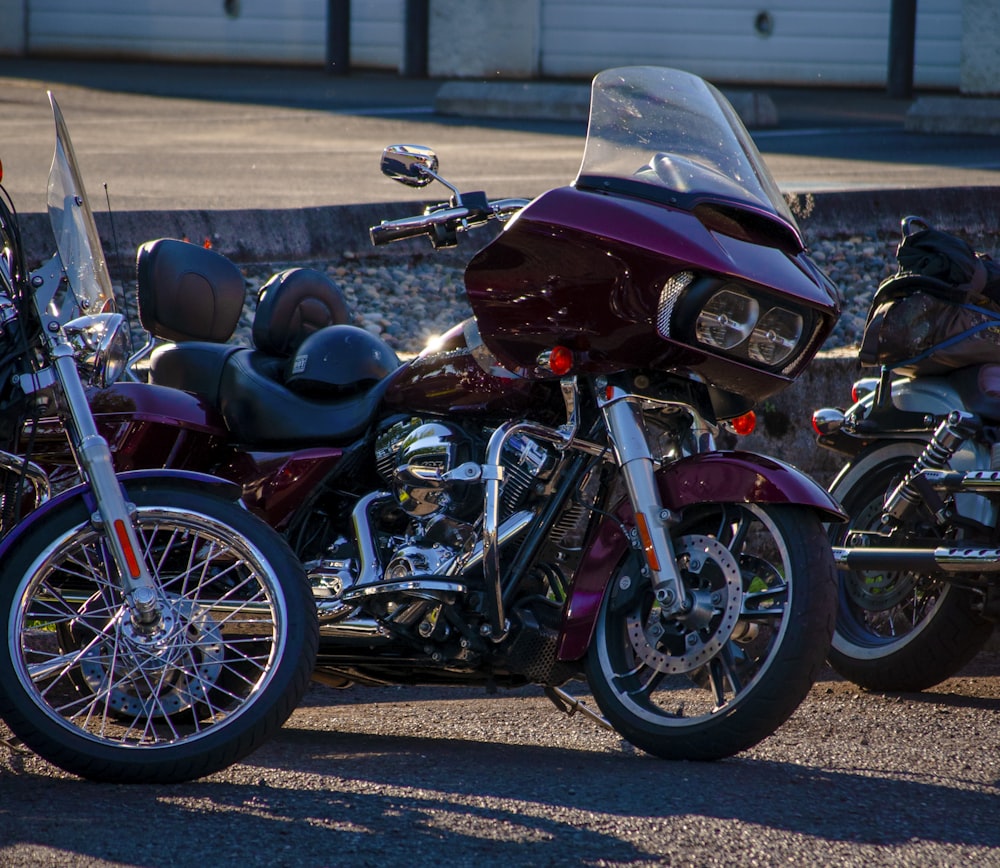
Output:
[
  {"left": 656, "top": 451, "right": 845, "bottom": 523},
  {"left": 0, "top": 469, "right": 241, "bottom": 561},
  {"left": 556, "top": 450, "right": 845, "bottom": 662}
]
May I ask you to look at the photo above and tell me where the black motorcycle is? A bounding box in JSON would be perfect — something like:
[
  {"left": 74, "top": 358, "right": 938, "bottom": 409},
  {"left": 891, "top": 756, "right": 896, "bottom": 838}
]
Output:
[{"left": 813, "top": 217, "right": 1000, "bottom": 691}]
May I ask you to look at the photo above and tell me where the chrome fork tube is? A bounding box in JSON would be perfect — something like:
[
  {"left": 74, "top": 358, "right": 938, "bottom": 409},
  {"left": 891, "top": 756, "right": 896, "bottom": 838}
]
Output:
[
  {"left": 597, "top": 382, "right": 685, "bottom": 616},
  {"left": 50, "top": 343, "right": 160, "bottom": 624}
]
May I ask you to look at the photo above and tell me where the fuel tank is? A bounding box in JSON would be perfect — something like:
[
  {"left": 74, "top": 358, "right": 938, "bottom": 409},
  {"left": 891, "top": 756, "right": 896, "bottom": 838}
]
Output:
[{"left": 382, "top": 319, "right": 562, "bottom": 423}]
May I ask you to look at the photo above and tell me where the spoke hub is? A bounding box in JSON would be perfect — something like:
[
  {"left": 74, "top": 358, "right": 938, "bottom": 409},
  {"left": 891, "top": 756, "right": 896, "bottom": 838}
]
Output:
[{"left": 78, "top": 598, "right": 225, "bottom": 716}]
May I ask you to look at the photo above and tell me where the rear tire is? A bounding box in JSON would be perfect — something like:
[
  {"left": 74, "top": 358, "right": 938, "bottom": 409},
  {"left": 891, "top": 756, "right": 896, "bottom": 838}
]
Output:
[
  {"left": 828, "top": 445, "right": 993, "bottom": 692},
  {"left": 0, "top": 480, "right": 318, "bottom": 783},
  {"left": 584, "top": 503, "right": 835, "bottom": 760}
]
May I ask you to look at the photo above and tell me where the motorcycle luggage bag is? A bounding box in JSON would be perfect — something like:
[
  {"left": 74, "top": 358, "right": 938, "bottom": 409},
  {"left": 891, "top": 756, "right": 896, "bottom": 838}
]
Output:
[
  {"left": 859, "top": 224, "right": 1000, "bottom": 375},
  {"left": 859, "top": 275, "right": 1000, "bottom": 375}
]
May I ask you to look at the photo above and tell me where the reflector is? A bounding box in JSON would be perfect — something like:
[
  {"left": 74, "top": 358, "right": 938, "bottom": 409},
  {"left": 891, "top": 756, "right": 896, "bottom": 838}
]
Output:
[{"left": 731, "top": 411, "right": 756, "bottom": 436}]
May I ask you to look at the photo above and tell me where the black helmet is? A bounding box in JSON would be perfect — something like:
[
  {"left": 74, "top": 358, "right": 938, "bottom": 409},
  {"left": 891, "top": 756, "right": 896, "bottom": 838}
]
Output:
[{"left": 285, "top": 325, "right": 399, "bottom": 397}]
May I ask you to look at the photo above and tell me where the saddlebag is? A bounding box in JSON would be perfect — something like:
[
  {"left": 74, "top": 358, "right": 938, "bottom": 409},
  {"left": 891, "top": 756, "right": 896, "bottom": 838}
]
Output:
[{"left": 859, "top": 221, "right": 1000, "bottom": 375}]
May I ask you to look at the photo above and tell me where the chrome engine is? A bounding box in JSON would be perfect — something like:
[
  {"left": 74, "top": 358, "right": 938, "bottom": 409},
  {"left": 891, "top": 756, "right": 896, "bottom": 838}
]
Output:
[
  {"left": 309, "top": 416, "right": 601, "bottom": 687},
  {"left": 311, "top": 418, "right": 560, "bottom": 608},
  {"left": 376, "top": 418, "right": 555, "bottom": 520}
]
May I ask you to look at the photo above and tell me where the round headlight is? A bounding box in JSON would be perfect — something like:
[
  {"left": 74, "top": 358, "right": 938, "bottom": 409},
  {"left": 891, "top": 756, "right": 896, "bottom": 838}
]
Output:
[
  {"left": 64, "top": 312, "right": 131, "bottom": 387},
  {"left": 99, "top": 316, "right": 131, "bottom": 386},
  {"left": 748, "top": 307, "right": 803, "bottom": 365},
  {"left": 695, "top": 288, "right": 759, "bottom": 350}
]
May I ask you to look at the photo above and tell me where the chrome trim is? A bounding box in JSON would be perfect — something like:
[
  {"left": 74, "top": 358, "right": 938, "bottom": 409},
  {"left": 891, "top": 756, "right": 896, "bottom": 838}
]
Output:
[
  {"left": 0, "top": 449, "right": 51, "bottom": 506},
  {"left": 812, "top": 407, "right": 845, "bottom": 436},
  {"left": 341, "top": 578, "right": 467, "bottom": 603},
  {"left": 833, "top": 544, "right": 1000, "bottom": 573}
]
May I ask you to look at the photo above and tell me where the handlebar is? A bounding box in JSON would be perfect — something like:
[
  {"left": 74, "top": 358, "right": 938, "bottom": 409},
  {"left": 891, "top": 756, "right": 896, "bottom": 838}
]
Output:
[{"left": 370, "top": 197, "right": 530, "bottom": 248}]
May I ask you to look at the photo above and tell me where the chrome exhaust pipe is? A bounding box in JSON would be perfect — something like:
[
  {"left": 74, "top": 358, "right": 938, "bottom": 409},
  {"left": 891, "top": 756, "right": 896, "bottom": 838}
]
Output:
[
  {"left": 317, "top": 616, "right": 394, "bottom": 643},
  {"left": 833, "top": 545, "right": 1000, "bottom": 573}
]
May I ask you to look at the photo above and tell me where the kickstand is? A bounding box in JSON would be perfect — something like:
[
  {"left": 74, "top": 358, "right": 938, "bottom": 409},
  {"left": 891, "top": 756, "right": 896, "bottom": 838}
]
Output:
[
  {"left": 0, "top": 733, "right": 28, "bottom": 753},
  {"left": 544, "top": 685, "right": 614, "bottom": 731}
]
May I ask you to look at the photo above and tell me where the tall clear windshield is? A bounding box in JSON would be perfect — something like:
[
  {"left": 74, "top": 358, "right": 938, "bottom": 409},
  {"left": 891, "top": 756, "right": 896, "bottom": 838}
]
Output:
[
  {"left": 46, "top": 92, "right": 114, "bottom": 321},
  {"left": 575, "top": 67, "right": 800, "bottom": 245}
]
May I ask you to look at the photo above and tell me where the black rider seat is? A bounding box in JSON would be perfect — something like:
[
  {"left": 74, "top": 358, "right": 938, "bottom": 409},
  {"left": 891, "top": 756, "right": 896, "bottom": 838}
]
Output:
[
  {"left": 218, "top": 347, "right": 397, "bottom": 445},
  {"left": 138, "top": 238, "right": 351, "bottom": 415}
]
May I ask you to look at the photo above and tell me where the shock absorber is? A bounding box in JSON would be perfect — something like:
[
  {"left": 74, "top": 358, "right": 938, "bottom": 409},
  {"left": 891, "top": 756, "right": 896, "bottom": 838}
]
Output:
[{"left": 881, "top": 410, "right": 977, "bottom": 524}]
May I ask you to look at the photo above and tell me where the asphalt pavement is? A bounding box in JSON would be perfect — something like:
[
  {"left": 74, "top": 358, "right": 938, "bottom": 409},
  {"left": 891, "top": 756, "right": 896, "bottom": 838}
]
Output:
[{"left": 0, "top": 58, "right": 1000, "bottom": 211}]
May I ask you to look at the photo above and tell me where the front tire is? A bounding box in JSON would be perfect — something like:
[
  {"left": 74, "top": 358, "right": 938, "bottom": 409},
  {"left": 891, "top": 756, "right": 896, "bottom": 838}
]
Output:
[
  {"left": 584, "top": 503, "right": 835, "bottom": 760},
  {"left": 828, "top": 445, "right": 993, "bottom": 692},
  {"left": 0, "top": 481, "right": 318, "bottom": 783}
]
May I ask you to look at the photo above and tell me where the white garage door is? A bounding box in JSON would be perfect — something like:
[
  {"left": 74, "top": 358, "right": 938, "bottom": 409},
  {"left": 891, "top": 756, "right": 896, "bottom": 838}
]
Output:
[
  {"left": 27, "top": 0, "right": 403, "bottom": 69},
  {"left": 540, "top": 0, "right": 960, "bottom": 88}
]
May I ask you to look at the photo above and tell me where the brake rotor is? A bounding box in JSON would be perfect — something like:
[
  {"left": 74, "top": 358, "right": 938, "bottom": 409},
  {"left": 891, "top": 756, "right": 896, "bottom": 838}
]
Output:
[
  {"left": 625, "top": 534, "right": 742, "bottom": 675},
  {"left": 843, "top": 567, "right": 919, "bottom": 612},
  {"left": 76, "top": 597, "right": 224, "bottom": 717}
]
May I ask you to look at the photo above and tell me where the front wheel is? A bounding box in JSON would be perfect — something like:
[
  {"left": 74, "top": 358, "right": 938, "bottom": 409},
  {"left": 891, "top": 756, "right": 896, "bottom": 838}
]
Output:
[
  {"left": 584, "top": 503, "right": 835, "bottom": 760},
  {"left": 828, "top": 445, "right": 993, "bottom": 692},
  {"left": 0, "top": 481, "right": 319, "bottom": 783}
]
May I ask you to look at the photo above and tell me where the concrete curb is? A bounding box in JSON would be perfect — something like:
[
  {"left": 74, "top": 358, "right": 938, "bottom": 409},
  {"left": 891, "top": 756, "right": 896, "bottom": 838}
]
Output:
[
  {"left": 907, "top": 96, "right": 1000, "bottom": 135},
  {"left": 14, "top": 185, "right": 994, "bottom": 269}
]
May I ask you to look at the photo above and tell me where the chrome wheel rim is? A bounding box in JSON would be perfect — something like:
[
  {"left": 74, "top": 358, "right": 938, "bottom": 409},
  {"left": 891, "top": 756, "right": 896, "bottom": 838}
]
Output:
[{"left": 10, "top": 506, "right": 287, "bottom": 748}]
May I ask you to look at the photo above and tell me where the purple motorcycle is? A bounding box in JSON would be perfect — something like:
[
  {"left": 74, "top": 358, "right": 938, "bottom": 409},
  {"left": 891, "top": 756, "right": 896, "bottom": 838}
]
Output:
[{"left": 14, "top": 66, "right": 845, "bottom": 762}]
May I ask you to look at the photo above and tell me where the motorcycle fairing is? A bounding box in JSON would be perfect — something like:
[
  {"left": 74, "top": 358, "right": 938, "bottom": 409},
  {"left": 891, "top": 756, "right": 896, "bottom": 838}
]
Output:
[
  {"left": 460, "top": 66, "right": 838, "bottom": 395},
  {"left": 555, "top": 450, "right": 846, "bottom": 661},
  {"left": 466, "top": 185, "right": 838, "bottom": 402}
]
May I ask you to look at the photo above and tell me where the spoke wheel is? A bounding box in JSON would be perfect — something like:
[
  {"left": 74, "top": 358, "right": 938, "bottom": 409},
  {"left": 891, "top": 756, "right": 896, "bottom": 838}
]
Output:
[
  {"left": 0, "top": 482, "right": 318, "bottom": 783},
  {"left": 585, "top": 502, "right": 835, "bottom": 760}
]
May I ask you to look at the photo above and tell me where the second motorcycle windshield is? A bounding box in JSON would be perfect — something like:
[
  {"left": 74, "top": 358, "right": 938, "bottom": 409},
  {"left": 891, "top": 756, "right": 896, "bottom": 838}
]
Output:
[
  {"left": 46, "top": 92, "right": 115, "bottom": 323},
  {"left": 575, "top": 67, "right": 801, "bottom": 246}
]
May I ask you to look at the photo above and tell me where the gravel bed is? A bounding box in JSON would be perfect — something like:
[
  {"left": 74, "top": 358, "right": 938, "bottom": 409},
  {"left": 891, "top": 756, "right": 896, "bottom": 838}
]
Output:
[{"left": 211, "top": 229, "right": 1000, "bottom": 357}]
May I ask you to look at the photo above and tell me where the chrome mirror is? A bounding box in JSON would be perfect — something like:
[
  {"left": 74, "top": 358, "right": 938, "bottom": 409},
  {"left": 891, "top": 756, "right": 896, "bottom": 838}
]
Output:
[{"left": 380, "top": 144, "right": 439, "bottom": 187}]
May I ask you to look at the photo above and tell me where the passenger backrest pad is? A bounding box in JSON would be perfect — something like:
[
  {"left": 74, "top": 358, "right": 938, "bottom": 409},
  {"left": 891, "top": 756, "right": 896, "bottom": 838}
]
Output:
[
  {"left": 252, "top": 267, "right": 351, "bottom": 357},
  {"left": 136, "top": 238, "right": 245, "bottom": 342}
]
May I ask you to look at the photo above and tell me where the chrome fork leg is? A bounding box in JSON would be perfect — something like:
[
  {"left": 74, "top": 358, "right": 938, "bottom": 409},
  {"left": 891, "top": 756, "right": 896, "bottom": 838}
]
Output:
[
  {"left": 598, "top": 383, "right": 686, "bottom": 616},
  {"left": 51, "top": 345, "right": 160, "bottom": 626}
]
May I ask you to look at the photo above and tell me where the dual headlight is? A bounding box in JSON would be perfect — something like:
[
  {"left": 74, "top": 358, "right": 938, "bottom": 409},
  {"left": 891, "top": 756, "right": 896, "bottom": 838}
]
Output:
[
  {"left": 63, "top": 312, "right": 131, "bottom": 387},
  {"left": 658, "top": 272, "right": 815, "bottom": 372}
]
